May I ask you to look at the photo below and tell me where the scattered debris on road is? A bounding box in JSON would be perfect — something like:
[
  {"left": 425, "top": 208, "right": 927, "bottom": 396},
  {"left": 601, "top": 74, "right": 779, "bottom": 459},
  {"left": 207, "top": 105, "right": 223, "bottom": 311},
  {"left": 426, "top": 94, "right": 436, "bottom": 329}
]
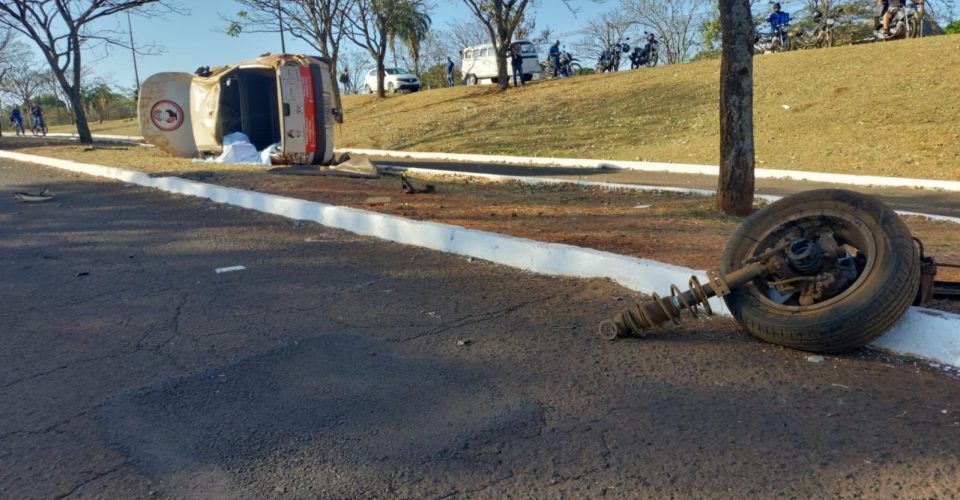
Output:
[
  {"left": 366, "top": 196, "right": 391, "bottom": 206},
  {"left": 807, "top": 355, "right": 826, "bottom": 363},
  {"left": 215, "top": 265, "right": 247, "bottom": 274},
  {"left": 401, "top": 175, "right": 435, "bottom": 194},
  {"left": 13, "top": 188, "right": 54, "bottom": 203}
]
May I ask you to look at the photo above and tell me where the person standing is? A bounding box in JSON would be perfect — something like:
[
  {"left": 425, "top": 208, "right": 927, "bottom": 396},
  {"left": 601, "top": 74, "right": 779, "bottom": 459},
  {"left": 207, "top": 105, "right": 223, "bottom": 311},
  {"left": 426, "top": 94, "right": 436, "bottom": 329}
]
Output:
[
  {"left": 549, "top": 40, "right": 561, "bottom": 78},
  {"left": 338, "top": 68, "right": 351, "bottom": 95},
  {"left": 510, "top": 43, "right": 525, "bottom": 87},
  {"left": 446, "top": 56, "right": 456, "bottom": 87}
]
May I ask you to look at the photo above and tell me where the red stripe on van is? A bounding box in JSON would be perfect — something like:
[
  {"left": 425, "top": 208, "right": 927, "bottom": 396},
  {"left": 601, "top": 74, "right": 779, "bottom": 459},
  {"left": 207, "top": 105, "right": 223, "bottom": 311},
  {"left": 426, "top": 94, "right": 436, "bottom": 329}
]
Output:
[{"left": 299, "top": 66, "right": 317, "bottom": 154}]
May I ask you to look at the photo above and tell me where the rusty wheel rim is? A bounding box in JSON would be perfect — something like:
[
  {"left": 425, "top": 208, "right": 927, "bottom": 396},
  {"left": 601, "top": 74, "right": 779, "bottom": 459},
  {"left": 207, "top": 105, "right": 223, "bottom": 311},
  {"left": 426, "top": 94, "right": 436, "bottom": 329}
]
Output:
[{"left": 744, "top": 209, "right": 878, "bottom": 312}]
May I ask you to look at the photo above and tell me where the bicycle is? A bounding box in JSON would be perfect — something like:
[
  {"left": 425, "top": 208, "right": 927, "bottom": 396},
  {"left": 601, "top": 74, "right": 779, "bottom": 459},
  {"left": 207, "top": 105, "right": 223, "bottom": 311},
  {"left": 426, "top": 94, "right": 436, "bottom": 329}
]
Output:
[{"left": 31, "top": 116, "right": 47, "bottom": 136}]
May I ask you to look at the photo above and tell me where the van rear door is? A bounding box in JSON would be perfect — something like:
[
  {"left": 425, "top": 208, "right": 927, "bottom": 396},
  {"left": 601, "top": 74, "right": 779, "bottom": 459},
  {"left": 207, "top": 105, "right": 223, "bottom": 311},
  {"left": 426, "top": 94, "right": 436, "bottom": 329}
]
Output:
[
  {"left": 138, "top": 72, "right": 197, "bottom": 157},
  {"left": 277, "top": 61, "right": 335, "bottom": 165}
]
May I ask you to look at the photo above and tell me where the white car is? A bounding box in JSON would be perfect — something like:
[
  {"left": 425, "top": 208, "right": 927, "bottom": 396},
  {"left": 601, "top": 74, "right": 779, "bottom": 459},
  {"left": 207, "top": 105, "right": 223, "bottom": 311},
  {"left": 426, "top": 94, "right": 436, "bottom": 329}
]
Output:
[{"left": 363, "top": 68, "right": 421, "bottom": 94}]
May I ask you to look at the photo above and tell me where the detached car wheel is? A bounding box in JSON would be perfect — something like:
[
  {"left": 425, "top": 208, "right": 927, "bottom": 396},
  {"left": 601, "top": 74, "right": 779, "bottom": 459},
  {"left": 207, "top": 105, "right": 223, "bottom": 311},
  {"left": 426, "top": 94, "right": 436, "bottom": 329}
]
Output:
[{"left": 720, "top": 189, "right": 920, "bottom": 353}]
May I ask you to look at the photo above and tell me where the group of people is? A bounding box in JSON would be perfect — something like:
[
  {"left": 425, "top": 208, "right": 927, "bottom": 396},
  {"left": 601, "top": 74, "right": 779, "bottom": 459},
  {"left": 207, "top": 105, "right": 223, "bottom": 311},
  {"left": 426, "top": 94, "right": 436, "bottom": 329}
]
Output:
[{"left": 7, "top": 103, "right": 44, "bottom": 136}]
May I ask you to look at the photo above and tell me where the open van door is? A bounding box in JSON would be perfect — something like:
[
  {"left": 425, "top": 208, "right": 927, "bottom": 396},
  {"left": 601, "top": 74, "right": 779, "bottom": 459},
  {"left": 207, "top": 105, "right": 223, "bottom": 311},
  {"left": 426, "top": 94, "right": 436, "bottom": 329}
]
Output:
[
  {"left": 277, "top": 62, "right": 335, "bottom": 165},
  {"left": 138, "top": 72, "right": 197, "bottom": 157}
]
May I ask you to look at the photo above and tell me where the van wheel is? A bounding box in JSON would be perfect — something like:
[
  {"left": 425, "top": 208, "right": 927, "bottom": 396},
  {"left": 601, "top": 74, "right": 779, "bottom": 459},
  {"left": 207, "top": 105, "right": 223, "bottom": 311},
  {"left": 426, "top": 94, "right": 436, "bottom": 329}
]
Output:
[
  {"left": 466, "top": 75, "right": 477, "bottom": 85},
  {"left": 387, "top": 82, "right": 395, "bottom": 93},
  {"left": 720, "top": 189, "right": 920, "bottom": 353},
  {"left": 364, "top": 84, "right": 372, "bottom": 94}
]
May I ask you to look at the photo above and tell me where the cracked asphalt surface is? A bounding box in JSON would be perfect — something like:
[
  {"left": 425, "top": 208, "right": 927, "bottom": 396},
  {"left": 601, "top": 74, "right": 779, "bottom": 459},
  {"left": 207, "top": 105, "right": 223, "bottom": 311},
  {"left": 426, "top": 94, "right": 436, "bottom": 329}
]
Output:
[{"left": 2, "top": 158, "right": 960, "bottom": 498}]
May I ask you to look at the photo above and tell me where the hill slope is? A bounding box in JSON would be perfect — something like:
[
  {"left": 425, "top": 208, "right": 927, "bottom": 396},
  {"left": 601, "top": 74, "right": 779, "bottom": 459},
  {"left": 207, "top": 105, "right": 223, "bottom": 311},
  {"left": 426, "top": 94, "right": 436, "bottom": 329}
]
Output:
[{"left": 339, "top": 35, "right": 960, "bottom": 180}]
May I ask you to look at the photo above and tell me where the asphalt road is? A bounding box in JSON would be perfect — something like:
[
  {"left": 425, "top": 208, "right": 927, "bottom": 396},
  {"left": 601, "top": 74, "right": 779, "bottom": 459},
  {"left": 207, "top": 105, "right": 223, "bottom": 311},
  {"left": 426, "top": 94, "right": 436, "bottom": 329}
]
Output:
[
  {"left": 2, "top": 158, "right": 959, "bottom": 499},
  {"left": 372, "top": 158, "right": 960, "bottom": 218}
]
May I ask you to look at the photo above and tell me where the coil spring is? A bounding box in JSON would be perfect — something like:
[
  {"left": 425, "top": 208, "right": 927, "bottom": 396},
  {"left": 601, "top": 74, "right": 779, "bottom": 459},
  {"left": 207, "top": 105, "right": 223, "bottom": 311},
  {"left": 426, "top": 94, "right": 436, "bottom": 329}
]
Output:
[{"left": 614, "top": 276, "right": 715, "bottom": 337}]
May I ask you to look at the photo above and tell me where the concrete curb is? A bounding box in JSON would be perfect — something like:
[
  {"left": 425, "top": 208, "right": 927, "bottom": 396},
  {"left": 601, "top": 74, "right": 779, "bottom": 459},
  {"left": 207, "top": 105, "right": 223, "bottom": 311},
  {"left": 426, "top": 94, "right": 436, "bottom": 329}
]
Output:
[
  {"left": 346, "top": 148, "right": 960, "bottom": 193},
  {"left": 383, "top": 165, "right": 960, "bottom": 225},
  {"left": 2, "top": 149, "right": 958, "bottom": 369}
]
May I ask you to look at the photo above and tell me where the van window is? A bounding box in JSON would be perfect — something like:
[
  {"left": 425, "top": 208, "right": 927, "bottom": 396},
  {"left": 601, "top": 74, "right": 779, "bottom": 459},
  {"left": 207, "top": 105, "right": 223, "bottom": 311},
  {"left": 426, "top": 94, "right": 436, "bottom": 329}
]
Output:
[
  {"left": 464, "top": 49, "right": 473, "bottom": 59},
  {"left": 520, "top": 43, "right": 535, "bottom": 54}
]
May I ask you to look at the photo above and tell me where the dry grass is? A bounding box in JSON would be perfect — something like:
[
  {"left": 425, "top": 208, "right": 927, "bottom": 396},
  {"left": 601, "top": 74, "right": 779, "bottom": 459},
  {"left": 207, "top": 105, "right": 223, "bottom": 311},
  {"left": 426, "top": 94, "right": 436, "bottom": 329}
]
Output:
[
  {"left": 338, "top": 35, "right": 960, "bottom": 180},
  {"left": 48, "top": 118, "right": 141, "bottom": 137}
]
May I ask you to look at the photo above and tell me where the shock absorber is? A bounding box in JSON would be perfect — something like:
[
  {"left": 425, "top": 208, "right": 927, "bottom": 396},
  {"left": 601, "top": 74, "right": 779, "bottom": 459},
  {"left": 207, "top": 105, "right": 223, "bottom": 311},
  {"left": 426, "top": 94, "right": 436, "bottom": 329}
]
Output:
[{"left": 598, "top": 262, "right": 769, "bottom": 340}]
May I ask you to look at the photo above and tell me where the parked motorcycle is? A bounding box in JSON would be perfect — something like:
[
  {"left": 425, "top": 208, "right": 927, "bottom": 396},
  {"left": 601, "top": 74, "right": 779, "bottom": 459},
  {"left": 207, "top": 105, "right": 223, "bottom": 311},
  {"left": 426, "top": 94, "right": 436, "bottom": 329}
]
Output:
[
  {"left": 540, "top": 50, "right": 581, "bottom": 78},
  {"left": 754, "top": 23, "right": 790, "bottom": 54},
  {"left": 596, "top": 40, "right": 630, "bottom": 73},
  {"left": 793, "top": 10, "right": 836, "bottom": 49},
  {"left": 875, "top": 1, "right": 921, "bottom": 40},
  {"left": 629, "top": 32, "right": 659, "bottom": 68}
]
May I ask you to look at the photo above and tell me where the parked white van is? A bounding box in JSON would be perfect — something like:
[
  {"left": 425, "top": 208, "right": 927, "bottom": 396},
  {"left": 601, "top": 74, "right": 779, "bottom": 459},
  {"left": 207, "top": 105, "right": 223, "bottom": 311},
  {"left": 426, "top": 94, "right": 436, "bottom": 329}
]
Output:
[{"left": 461, "top": 40, "right": 539, "bottom": 85}]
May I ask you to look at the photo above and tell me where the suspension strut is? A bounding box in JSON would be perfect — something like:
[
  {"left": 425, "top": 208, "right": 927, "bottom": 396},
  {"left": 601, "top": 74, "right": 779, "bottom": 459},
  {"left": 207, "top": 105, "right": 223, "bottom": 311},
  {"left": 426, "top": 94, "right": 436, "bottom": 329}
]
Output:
[{"left": 598, "top": 262, "right": 769, "bottom": 340}]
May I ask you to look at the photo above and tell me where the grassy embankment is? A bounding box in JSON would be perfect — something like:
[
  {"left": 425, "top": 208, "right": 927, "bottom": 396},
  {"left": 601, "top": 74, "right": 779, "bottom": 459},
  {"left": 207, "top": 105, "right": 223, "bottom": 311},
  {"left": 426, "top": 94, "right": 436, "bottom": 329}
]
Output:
[{"left": 40, "top": 35, "right": 960, "bottom": 180}]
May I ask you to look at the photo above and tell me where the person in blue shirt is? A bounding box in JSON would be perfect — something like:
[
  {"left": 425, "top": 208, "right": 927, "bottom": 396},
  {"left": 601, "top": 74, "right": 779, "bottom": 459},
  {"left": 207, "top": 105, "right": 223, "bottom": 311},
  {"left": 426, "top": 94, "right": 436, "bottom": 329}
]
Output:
[
  {"left": 510, "top": 43, "right": 525, "bottom": 87},
  {"left": 446, "top": 56, "right": 455, "bottom": 87},
  {"left": 549, "top": 40, "right": 561, "bottom": 78},
  {"left": 768, "top": 3, "right": 791, "bottom": 46},
  {"left": 10, "top": 107, "right": 25, "bottom": 135}
]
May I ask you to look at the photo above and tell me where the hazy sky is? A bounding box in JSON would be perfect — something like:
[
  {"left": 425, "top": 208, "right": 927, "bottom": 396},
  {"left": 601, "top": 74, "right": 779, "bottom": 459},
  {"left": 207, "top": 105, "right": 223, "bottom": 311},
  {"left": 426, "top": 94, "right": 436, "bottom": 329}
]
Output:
[
  {"left": 17, "top": 0, "right": 942, "bottom": 91},
  {"left": 62, "top": 0, "right": 621, "bottom": 91}
]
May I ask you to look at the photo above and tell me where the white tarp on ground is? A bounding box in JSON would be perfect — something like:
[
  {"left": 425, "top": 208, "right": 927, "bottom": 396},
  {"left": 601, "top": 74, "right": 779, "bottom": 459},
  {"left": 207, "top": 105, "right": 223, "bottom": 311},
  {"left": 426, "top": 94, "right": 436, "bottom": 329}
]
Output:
[{"left": 207, "top": 132, "right": 273, "bottom": 165}]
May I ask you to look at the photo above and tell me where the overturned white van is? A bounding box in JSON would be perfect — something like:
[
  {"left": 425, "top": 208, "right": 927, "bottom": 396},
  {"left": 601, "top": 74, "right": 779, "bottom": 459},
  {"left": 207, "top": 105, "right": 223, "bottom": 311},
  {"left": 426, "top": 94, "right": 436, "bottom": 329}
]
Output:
[{"left": 138, "top": 54, "right": 340, "bottom": 165}]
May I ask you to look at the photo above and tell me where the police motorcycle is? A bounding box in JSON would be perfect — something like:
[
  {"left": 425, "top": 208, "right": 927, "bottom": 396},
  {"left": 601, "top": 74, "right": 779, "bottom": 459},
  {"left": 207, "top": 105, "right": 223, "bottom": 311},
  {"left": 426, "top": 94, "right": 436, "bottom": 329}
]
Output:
[{"left": 629, "top": 32, "right": 659, "bottom": 68}]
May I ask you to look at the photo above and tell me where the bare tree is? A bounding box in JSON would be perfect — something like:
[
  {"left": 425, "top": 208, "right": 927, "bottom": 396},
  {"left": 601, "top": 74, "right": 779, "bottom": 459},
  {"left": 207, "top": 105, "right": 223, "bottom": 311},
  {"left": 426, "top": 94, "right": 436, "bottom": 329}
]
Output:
[
  {"left": 574, "top": 10, "right": 635, "bottom": 68},
  {"left": 446, "top": 18, "right": 490, "bottom": 53},
  {"left": 620, "top": 0, "right": 699, "bottom": 64},
  {"left": 717, "top": 0, "right": 755, "bottom": 215},
  {"left": 460, "top": 0, "right": 534, "bottom": 91},
  {"left": 0, "top": 1, "right": 183, "bottom": 143},
  {"left": 347, "top": 0, "right": 427, "bottom": 97},
  {"left": 226, "top": 0, "right": 353, "bottom": 119},
  {"left": 340, "top": 50, "right": 371, "bottom": 94}
]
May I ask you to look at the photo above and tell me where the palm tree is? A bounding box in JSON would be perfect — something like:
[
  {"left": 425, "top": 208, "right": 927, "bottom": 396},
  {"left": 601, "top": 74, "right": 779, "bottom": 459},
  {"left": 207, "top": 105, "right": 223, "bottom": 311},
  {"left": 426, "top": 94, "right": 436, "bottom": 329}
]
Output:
[{"left": 390, "top": 0, "right": 432, "bottom": 77}]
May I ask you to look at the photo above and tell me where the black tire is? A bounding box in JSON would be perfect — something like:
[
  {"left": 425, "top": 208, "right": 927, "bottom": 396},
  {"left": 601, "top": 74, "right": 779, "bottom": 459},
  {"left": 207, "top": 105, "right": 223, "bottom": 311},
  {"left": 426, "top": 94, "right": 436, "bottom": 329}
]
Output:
[
  {"left": 646, "top": 54, "right": 658, "bottom": 67},
  {"left": 466, "top": 74, "right": 477, "bottom": 85},
  {"left": 720, "top": 189, "right": 920, "bottom": 353},
  {"left": 568, "top": 63, "right": 581, "bottom": 75}
]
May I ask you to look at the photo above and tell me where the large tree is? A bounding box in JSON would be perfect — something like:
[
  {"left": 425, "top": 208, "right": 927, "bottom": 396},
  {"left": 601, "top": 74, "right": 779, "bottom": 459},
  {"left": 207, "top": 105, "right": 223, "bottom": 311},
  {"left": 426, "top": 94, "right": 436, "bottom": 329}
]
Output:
[
  {"left": 227, "top": 0, "right": 353, "bottom": 120},
  {"left": 716, "top": 0, "right": 755, "bottom": 215},
  {"left": 0, "top": 1, "right": 181, "bottom": 143},
  {"left": 460, "top": 0, "right": 534, "bottom": 91}
]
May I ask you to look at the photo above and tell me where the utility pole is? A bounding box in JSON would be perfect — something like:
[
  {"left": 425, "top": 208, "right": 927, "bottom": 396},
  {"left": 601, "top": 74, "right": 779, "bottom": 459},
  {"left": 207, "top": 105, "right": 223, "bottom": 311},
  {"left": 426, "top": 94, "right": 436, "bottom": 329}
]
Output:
[
  {"left": 127, "top": 11, "right": 141, "bottom": 95},
  {"left": 277, "top": 0, "right": 287, "bottom": 53}
]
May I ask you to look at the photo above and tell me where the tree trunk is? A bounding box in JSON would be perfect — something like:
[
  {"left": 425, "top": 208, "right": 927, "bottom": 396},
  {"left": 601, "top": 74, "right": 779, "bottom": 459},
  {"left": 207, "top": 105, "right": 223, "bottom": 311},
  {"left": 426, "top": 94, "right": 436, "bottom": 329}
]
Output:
[
  {"left": 329, "top": 55, "right": 343, "bottom": 123},
  {"left": 716, "top": 0, "right": 755, "bottom": 216},
  {"left": 376, "top": 54, "right": 386, "bottom": 98},
  {"left": 496, "top": 44, "right": 509, "bottom": 91},
  {"left": 68, "top": 88, "right": 94, "bottom": 143}
]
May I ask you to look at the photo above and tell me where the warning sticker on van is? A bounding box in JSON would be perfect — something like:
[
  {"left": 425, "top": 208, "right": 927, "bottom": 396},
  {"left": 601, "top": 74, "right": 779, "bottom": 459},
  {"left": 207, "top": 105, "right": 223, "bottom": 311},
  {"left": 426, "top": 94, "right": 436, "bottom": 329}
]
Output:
[{"left": 150, "top": 100, "right": 184, "bottom": 132}]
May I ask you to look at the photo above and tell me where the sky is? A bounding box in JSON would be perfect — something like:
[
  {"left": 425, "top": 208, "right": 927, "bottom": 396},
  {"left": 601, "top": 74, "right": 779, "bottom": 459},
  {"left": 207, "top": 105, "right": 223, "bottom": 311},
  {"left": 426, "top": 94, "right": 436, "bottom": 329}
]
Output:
[
  {"left": 17, "top": 0, "right": 957, "bottom": 92},
  {"left": 44, "top": 0, "right": 621, "bottom": 92}
]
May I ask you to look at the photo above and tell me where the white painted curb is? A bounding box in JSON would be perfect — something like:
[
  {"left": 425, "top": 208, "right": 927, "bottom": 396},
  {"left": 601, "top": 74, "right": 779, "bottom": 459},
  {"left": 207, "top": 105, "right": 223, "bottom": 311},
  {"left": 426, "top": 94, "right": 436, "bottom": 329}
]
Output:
[
  {"left": 346, "top": 148, "right": 960, "bottom": 193},
  {"left": 2, "top": 149, "right": 958, "bottom": 369},
  {"left": 384, "top": 165, "right": 960, "bottom": 225},
  {"left": 45, "top": 132, "right": 144, "bottom": 143}
]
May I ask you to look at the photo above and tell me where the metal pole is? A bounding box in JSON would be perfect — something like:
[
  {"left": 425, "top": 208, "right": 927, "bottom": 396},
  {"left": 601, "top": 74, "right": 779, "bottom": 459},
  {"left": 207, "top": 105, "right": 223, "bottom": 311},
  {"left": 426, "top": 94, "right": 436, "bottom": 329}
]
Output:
[
  {"left": 277, "top": 1, "right": 287, "bottom": 54},
  {"left": 127, "top": 12, "right": 141, "bottom": 95}
]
